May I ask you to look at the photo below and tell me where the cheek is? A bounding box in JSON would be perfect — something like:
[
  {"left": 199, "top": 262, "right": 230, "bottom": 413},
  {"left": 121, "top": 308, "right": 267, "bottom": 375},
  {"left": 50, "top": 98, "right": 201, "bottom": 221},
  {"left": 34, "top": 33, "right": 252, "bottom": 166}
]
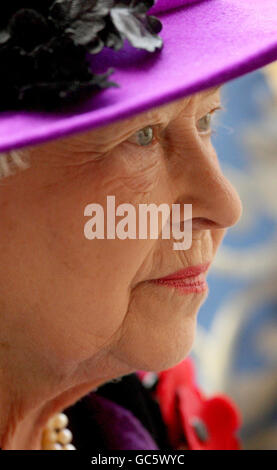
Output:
[
  {"left": 0, "top": 142, "right": 182, "bottom": 367},
  {"left": 0, "top": 170, "right": 159, "bottom": 365}
]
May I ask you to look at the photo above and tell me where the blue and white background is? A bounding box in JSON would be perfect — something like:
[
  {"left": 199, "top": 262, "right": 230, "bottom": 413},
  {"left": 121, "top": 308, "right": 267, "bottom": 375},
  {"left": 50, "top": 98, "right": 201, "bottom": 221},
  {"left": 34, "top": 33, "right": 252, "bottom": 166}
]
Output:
[{"left": 191, "top": 66, "right": 277, "bottom": 450}]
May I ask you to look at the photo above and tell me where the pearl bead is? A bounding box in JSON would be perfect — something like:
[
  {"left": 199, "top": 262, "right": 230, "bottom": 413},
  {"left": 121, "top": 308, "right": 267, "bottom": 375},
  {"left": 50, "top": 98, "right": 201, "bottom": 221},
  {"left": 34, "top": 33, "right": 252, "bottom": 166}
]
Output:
[
  {"left": 47, "top": 412, "right": 69, "bottom": 430},
  {"left": 57, "top": 428, "right": 73, "bottom": 445},
  {"left": 43, "top": 442, "right": 63, "bottom": 450},
  {"left": 42, "top": 412, "right": 76, "bottom": 450},
  {"left": 63, "top": 444, "right": 76, "bottom": 450}
]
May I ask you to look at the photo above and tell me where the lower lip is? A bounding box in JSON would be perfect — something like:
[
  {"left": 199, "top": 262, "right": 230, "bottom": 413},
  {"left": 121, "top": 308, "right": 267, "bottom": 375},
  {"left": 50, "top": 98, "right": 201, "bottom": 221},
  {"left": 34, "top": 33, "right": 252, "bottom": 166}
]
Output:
[{"left": 149, "top": 273, "right": 208, "bottom": 295}]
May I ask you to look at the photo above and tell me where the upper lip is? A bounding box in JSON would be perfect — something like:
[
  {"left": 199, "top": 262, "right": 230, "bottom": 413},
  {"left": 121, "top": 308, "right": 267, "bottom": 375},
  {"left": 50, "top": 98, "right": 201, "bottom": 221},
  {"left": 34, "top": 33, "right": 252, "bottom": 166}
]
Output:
[{"left": 150, "top": 262, "right": 211, "bottom": 281}]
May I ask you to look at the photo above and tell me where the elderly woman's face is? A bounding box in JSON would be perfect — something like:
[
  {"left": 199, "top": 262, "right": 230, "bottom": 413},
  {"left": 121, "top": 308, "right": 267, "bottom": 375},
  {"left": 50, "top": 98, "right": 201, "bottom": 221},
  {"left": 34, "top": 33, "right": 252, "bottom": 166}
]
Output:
[{"left": 0, "top": 87, "right": 242, "bottom": 375}]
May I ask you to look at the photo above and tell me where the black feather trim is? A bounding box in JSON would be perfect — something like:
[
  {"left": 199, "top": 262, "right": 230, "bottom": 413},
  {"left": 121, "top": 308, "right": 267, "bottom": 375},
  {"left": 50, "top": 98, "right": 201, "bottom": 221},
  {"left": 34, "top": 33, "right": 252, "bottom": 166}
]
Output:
[{"left": 0, "top": 0, "right": 163, "bottom": 110}]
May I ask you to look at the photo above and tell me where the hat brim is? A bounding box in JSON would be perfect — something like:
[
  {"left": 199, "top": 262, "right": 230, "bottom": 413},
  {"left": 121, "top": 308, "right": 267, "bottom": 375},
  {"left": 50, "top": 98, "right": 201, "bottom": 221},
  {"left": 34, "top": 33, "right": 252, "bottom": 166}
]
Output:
[{"left": 1, "top": 0, "right": 277, "bottom": 153}]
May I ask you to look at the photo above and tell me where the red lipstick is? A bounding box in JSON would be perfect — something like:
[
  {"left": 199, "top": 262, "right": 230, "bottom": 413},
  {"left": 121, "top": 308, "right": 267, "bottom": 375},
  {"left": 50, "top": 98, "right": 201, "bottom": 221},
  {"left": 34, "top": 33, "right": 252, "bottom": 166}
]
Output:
[{"left": 149, "top": 262, "right": 210, "bottom": 295}]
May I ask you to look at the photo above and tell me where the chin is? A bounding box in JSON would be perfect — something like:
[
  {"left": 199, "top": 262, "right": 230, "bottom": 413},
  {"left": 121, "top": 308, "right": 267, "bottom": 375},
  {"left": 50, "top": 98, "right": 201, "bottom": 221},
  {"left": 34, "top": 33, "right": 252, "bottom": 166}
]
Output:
[
  {"left": 114, "top": 306, "right": 198, "bottom": 373},
  {"left": 144, "top": 315, "right": 197, "bottom": 372},
  {"left": 113, "top": 283, "right": 208, "bottom": 373}
]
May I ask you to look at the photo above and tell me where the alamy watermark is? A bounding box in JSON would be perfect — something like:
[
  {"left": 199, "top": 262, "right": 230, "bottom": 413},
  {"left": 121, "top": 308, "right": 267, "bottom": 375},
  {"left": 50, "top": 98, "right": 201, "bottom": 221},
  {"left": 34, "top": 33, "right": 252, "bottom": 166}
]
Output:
[{"left": 84, "top": 196, "right": 192, "bottom": 251}]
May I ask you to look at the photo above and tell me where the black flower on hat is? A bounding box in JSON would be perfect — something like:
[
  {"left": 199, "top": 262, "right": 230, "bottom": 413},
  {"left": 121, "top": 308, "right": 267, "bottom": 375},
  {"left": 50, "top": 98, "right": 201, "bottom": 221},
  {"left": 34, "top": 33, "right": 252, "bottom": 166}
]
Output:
[{"left": 0, "top": 1, "right": 163, "bottom": 111}]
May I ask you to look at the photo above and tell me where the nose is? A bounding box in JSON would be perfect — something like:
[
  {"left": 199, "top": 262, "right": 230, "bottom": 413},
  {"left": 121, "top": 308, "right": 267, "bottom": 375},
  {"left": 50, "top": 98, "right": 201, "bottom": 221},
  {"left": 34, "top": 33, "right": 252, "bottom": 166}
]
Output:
[{"left": 171, "top": 148, "right": 243, "bottom": 231}]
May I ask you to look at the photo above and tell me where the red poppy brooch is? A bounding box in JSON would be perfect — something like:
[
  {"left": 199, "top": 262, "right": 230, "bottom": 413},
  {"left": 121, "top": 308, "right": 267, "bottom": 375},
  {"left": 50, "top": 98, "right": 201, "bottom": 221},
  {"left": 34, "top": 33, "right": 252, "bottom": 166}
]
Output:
[{"left": 137, "top": 358, "right": 242, "bottom": 450}]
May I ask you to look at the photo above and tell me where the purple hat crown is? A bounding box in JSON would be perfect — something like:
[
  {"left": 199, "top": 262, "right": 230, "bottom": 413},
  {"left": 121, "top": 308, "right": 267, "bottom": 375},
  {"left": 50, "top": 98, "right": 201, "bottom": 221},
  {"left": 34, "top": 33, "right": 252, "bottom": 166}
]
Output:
[{"left": 0, "top": 0, "right": 163, "bottom": 111}]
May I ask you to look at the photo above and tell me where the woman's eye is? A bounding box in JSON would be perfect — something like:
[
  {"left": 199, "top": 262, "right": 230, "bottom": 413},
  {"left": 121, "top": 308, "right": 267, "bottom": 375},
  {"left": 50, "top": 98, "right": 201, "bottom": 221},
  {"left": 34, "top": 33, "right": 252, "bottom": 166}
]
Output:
[
  {"left": 196, "top": 107, "right": 222, "bottom": 135},
  {"left": 196, "top": 112, "right": 213, "bottom": 134},
  {"left": 129, "top": 126, "right": 155, "bottom": 146}
]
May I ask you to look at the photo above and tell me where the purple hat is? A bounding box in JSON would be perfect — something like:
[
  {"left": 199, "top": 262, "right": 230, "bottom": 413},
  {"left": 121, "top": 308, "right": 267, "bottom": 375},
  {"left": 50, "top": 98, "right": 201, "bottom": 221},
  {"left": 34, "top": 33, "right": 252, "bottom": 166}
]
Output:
[{"left": 0, "top": 0, "right": 277, "bottom": 153}]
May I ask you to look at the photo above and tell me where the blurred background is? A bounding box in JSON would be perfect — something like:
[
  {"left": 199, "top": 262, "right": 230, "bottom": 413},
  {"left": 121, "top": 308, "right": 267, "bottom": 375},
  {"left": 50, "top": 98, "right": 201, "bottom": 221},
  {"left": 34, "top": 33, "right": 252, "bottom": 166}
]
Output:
[{"left": 191, "top": 64, "right": 277, "bottom": 450}]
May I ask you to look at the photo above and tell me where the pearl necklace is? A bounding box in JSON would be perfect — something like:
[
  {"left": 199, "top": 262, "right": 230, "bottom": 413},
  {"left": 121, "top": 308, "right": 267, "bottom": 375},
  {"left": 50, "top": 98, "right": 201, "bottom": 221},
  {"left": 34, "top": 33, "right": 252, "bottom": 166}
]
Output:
[{"left": 41, "top": 412, "right": 76, "bottom": 450}]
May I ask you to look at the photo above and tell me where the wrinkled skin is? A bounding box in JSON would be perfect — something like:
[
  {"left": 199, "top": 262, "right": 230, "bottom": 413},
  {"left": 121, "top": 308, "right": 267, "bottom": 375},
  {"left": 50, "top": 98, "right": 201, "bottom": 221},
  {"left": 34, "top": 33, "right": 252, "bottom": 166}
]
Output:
[{"left": 0, "top": 86, "right": 242, "bottom": 448}]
